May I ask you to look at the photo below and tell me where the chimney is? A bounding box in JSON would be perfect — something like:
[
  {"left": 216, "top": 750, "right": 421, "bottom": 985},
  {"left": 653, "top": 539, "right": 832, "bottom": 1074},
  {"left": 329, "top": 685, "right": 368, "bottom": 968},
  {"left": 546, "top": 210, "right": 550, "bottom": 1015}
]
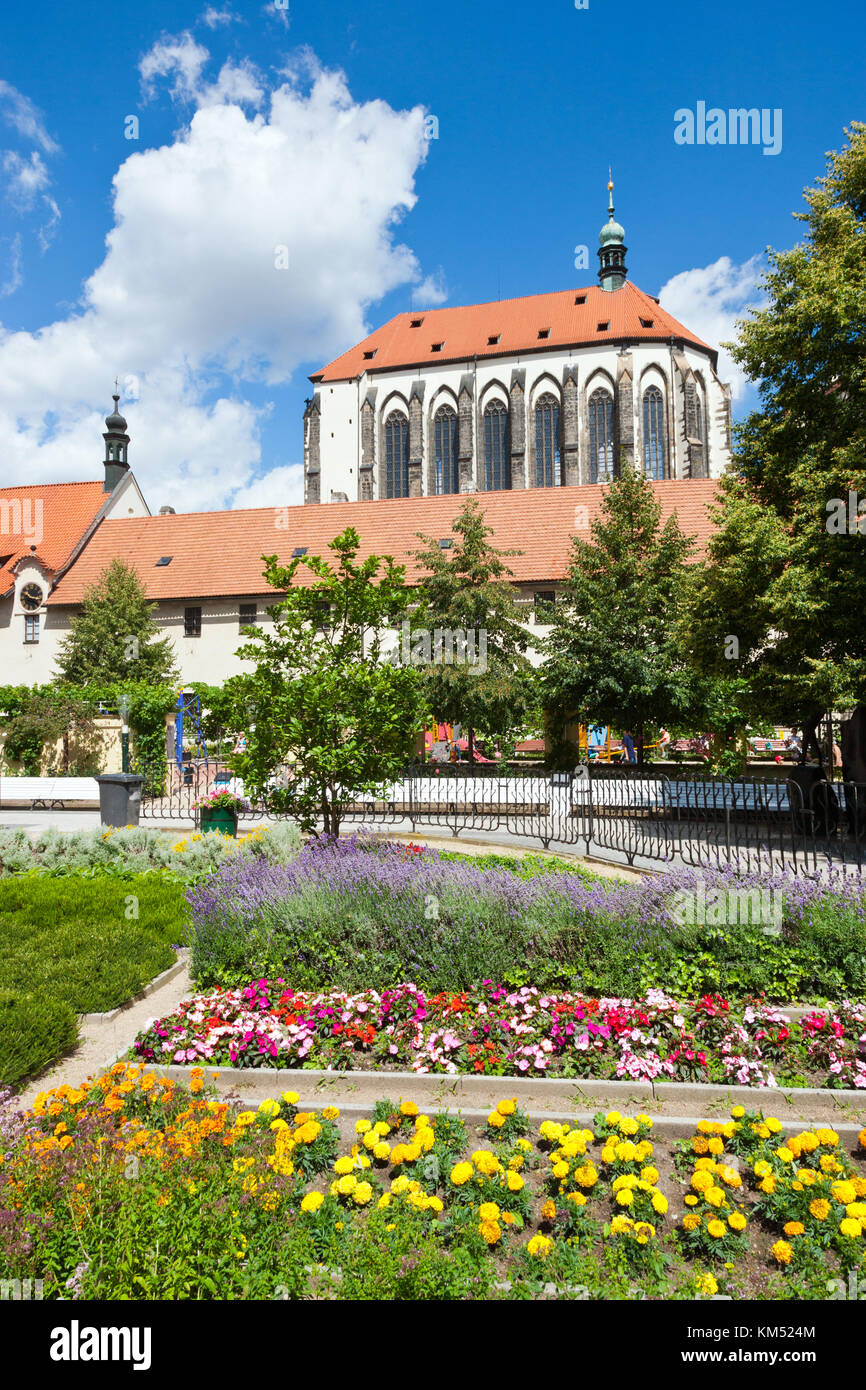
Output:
[{"left": 159, "top": 506, "right": 176, "bottom": 515}]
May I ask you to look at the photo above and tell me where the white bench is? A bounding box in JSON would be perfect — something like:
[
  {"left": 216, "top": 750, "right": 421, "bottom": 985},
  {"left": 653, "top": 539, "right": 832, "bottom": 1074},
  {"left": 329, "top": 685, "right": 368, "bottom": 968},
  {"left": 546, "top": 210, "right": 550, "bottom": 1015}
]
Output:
[{"left": 0, "top": 776, "right": 101, "bottom": 809}]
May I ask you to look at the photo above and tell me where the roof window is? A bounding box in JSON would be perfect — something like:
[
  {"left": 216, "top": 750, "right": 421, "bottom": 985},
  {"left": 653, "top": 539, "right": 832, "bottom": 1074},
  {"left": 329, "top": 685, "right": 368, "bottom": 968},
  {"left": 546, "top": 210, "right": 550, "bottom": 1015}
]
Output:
[
  {"left": 155, "top": 556, "right": 172, "bottom": 567},
  {"left": 597, "top": 321, "right": 610, "bottom": 332},
  {"left": 538, "top": 328, "right": 551, "bottom": 340}
]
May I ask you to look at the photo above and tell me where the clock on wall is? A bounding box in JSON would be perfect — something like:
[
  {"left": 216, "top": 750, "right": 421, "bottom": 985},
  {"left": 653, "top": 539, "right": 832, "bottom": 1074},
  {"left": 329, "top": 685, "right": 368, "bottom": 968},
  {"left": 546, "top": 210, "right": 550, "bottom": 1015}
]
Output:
[{"left": 20, "top": 582, "right": 44, "bottom": 611}]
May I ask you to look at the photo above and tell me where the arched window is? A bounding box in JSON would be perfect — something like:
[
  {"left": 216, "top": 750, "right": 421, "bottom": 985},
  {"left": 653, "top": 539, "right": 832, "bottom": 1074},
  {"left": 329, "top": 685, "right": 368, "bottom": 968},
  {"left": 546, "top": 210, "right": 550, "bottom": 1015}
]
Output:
[
  {"left": 484, "top": 402, "right": 510, "bottom": 491},
  {"left": 643, "top": 386, "right": 666, "bottom": 480},
  {"left": 384, "top": 411, "right": 409, "bottom": 498},
  {"left": 588, "top": 390, "right": 615, "bottom": 483},
  {"left": 534, "top": 393, "right": 561, "bottom": 487},
  {"left": 433, "top": 406, "right": 459, "bottom": 495},
  {"left": 694, "top": 392, "right": 703, "bottom": 448}
]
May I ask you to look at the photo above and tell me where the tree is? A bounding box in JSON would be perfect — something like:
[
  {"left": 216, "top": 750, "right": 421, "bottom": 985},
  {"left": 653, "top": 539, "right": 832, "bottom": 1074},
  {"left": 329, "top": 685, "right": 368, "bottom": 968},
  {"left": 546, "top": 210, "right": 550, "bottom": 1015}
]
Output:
[
  {"left": 232, "top": 527, "right": 425, "bottom": 836},
  {"left": 55, "top": 559, "right": 178, "bottom": 687},
  {"left": 682, "top": 123, "right": 866, "bottom": 771},
  {"left": 411, "top": 497, "right": 534, "bottom": 762},
  {"left": 3, "top": 689, "right": 98, "bottom": 775},
  {"left": 540, "top": 462, "right": 698, "bottom": 764}
]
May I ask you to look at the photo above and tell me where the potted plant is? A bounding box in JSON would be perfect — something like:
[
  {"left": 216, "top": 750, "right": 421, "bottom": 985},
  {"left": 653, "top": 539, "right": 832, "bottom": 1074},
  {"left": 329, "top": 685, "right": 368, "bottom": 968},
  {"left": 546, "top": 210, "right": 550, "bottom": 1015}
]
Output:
[{"left": 195, "top": 789, "right": 248, "bottom": 837}]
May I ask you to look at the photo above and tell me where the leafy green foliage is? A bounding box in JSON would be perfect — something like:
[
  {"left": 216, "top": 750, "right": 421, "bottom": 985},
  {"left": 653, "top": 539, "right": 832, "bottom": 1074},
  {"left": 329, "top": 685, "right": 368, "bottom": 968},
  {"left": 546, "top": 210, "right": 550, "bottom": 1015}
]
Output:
[
  {"left": 54, "top": 558, "right": 178, "bottom": 687},
  {"left": 540, "top": 462, "right": 698, "bottom": 761},
  {"left": 0, "top": 990, "right": 78, "bottom": 1089},
  {"left": 682, "top": 123, "right": 866, "bottom": 725},
  {"left": 232, "top": 527, "right": 426, "bottom": 835},
  {"left": 412, "top": 498, "right": 534, "bottom": 757}
]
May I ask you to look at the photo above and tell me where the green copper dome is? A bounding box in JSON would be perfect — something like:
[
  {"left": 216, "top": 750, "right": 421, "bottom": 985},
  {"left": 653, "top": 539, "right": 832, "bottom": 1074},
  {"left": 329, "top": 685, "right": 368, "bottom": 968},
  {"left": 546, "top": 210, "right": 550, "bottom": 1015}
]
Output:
[{"left": 599, "top": 216, "right": 625, "bottom": 245}]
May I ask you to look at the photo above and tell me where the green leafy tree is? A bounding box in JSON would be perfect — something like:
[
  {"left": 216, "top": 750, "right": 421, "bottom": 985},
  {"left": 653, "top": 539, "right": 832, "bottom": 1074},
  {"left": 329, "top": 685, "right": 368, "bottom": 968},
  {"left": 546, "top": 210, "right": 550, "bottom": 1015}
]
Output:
[
  {"left": 412, "top": 497, "right": 533, "bottom": 762},
  {"left": 232, "top": 527, "right": 425, "bottom": 836},
  {"left": 3, "top": 689, "right": 98, "bottom": 775},
  {"left": 55, "top": 559, "right": 178, "bottom": 687},
  {"left": 540, "top": 462, "right": 698, "bottom": 764},
  {"left": 682, "top": 123, "right": 866, "bottom": 767}
]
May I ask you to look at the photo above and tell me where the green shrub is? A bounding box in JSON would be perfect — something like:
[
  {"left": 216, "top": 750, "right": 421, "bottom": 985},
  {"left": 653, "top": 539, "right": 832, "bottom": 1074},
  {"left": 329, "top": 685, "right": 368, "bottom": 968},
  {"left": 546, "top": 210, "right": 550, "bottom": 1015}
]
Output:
[
  {"left": 0, "top": 821, "right": 301, "bottom": 880},
  {"left": 0, "top": 990, "right": 78, "bottom": 1088}
]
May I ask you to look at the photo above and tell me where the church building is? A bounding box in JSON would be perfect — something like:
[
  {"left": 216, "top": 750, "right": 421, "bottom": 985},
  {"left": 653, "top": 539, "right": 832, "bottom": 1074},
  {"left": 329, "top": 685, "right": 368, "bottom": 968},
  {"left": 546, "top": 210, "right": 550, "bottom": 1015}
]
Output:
[{"left": 303, "top": 183, "right": 733, "bottom": 505}]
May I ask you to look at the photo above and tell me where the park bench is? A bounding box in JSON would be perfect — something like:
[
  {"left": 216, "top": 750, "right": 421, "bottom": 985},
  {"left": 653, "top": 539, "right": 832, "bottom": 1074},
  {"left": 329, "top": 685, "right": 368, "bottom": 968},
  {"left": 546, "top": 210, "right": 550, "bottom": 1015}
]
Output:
[{"left": 0, "top": 775, "right": 101, "bottom": 809}]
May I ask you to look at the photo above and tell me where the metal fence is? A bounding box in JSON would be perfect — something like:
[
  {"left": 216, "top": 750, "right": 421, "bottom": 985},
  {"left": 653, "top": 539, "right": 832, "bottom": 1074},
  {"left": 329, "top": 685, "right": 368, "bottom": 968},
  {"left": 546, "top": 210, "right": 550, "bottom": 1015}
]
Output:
[{"left": 141, "top": 762, "right": 866, "bottom": 875}]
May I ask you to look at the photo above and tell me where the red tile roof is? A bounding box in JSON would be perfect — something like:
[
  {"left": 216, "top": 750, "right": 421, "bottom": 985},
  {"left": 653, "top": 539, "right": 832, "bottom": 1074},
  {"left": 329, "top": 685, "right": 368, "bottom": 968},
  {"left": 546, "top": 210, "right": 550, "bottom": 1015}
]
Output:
[
  {"left": 47, "top": 481, "right": 719, "bottom": 604},
  {"left": 312, "top": 282, "right": 714, "bottom": 383},
  {"left": 0, "top": 481, "right": 107, "bottom": 596}
]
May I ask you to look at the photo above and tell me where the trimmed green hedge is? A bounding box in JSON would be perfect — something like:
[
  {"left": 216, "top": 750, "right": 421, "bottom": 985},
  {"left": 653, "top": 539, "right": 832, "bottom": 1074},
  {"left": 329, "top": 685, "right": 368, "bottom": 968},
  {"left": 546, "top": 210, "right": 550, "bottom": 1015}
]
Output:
[{"left": 0, "top": 991, "right": 79, "bottom": 1090}]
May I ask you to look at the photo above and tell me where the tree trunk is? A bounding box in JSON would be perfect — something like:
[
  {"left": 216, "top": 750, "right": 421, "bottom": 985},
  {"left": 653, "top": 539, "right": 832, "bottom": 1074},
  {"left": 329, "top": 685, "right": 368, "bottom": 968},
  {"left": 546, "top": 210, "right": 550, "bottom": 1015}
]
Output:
[{"left": 468, "top": 725, "right": 475, "bottom": 765}]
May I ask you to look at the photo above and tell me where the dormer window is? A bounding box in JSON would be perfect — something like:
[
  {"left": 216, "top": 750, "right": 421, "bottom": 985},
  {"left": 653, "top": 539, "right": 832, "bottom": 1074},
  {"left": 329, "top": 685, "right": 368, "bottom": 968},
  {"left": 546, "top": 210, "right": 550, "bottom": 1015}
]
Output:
[
  {"left": 597, "top": 321, "right": 610, "bottom": 332},
  {"left": 538, "top": 328, "right": 551, "bottom": 340},
  {"left": 639, "top": 317, "right": 654, "bottom": 329},
  {"left": 574, "top": 295, "right": 586, "bottom": 305},
  {"left": 488, "top": 335, "right": 500, "bottom": 345},
  {"left": 431, "top": 342, "right": 444, "bottom": 352},
  {"left": 410, "top": 318, "right": 424, "bottom": 327},
  {"left": 363, "top": 349, "right": 377, "bottom": 360}
]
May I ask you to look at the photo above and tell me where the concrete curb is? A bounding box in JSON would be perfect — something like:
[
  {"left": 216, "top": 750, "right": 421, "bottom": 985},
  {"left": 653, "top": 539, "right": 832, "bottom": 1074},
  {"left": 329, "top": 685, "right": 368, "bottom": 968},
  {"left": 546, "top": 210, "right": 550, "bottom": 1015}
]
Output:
[
  {"left": 121, "top": 1062, "right": 866, "bottom": 1124},
  {"left": 80, "top": 950, "right": 190, "bottom": 1024}
]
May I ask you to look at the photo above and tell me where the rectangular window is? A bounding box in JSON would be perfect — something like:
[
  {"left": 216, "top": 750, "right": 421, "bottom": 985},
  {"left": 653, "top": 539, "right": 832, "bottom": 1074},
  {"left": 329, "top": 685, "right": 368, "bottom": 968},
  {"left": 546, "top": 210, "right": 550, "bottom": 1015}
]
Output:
[
  {"left": 239, "top": 603, "right": 257, "bottom": 628},
  {"left": 24, "top": 614, "right": 39, "bottom": 643},
  {"left": 184, "top": 606, "right": 202, "bottom": 638},
  {"left": 534, "top": 591, "right": 556, "bottom": 621}
]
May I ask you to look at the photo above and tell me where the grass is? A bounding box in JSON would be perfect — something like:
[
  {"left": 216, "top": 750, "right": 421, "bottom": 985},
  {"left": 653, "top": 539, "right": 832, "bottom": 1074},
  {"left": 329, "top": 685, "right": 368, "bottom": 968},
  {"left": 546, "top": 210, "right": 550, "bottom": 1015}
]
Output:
[{"left": 0, "top": 874, "right": 189, "bottom": 1088}]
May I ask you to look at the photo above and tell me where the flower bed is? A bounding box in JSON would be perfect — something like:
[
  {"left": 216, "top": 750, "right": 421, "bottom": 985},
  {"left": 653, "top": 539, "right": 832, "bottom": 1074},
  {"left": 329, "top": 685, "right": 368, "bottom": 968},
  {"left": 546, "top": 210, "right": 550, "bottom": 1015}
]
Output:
[
  {"left": 132, "top": 980, "right": 866, "bottom": 1089},
  {"left": 0, "top": 821, "right": 300, "bottom": 879},
  {"left": 186, "top": 835, "right": 866, "bottom": 1003},
  {"left": 2, "top": 1067, "right": 864, "bottom": 1300}
]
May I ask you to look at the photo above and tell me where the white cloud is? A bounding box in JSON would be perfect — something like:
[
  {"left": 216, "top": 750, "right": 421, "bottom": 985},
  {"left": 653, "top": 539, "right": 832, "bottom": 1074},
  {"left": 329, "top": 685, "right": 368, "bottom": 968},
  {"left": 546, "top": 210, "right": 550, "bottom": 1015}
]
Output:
[
  {"left": 2, "top": 149, "right": 51, "bottom": 207},
  {"left": 230, "top": 463, "right": 304, "bottom": 509},
  {"left": 0, "top": 46, "right": 433, "bottom": 513},
  {"left": 200, "top": 6, "right": 239, "bottom": 28},
  {"left": 0, "top": 80, "right": 58, "bottom": 154},
  {"left": 1, "top": 234, "right": 22, "bottom": 297},
  {"left": 658, "top": 254, "right": 765, "bottom": 399},
  {"left": 413, "top": 271, "right": 448, "bottom": 307}
]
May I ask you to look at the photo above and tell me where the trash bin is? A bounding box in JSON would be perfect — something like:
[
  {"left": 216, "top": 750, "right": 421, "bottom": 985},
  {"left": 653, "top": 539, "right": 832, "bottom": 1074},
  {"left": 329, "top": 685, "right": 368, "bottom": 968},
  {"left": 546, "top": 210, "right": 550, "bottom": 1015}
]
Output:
[{"left": 95, "top": 773, "right": 145, "bottom": 827}]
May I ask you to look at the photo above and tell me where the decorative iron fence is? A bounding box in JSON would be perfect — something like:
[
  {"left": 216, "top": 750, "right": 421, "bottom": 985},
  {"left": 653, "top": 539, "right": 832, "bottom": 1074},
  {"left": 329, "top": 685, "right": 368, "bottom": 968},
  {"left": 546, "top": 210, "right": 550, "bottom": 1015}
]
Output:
[{"left": 140, "top": 762, "right": 866, "bottom": 874}]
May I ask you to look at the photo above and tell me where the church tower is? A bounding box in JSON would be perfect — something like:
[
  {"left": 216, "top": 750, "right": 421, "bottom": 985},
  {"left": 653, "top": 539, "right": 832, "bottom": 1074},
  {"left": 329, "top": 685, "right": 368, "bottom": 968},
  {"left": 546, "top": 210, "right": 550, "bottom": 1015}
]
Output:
[
  {"left": 598, "top": 176, "right": 628, "bottom": 292},
  {"left": 102, "top": 389, "right": 130, "bottom": 493}
]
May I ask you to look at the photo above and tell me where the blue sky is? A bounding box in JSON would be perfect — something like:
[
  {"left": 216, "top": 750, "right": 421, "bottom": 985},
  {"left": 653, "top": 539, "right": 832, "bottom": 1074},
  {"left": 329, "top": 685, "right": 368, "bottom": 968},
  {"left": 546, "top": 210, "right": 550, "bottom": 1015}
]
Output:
[{"left": 0, "top": 0, "right": 863, "bottom": 510}]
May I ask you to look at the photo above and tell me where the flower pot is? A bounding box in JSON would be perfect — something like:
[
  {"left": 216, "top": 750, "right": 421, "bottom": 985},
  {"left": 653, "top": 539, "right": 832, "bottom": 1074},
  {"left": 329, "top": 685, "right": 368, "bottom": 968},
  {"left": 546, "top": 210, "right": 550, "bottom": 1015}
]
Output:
[{"left": 200, "top": 806, "right": 239, "bottom": 837}]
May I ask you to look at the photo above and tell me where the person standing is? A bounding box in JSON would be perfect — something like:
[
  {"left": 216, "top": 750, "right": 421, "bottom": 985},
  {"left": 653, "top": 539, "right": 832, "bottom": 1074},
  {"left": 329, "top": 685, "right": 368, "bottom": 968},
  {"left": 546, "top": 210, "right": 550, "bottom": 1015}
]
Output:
[{"left": 622, "top": 730, "right": 637, "bottom": 764}]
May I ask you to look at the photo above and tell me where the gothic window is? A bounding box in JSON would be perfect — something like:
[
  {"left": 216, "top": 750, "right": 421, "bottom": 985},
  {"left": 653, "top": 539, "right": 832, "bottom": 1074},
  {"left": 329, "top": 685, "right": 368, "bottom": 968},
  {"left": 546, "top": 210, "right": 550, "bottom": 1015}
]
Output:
[
  {"left": 534, "top": 393, "right": 561, "bottom": 487},
  {"left": 433, "top": 406, "right": 459, "bottom": 495},
  {"left": 642, "top": 386, "right": 666, "bottom": 480},
  {"left": 384, "top": 411, "right": 410, "bottom": 498},
  {"left": 484, "top": 402, "right": 510, "bottom": 491},
  {"left": 588, "top": 390, "right": 615, "bottom": 483}
]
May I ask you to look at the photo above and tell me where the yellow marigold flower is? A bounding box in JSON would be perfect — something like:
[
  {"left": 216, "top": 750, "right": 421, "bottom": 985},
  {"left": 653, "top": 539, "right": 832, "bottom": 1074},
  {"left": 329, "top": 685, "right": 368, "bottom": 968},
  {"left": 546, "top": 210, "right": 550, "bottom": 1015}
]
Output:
[
  {"left": 707, "top": 1220, "right": 726, "bottom": 1238},
  {"left": 488, "top": 1111, "right": 506, "bottom": 1129},
  {"left": 707, "top": 1137, "right": 725, "bottom": 1156},
  {"left": 831, "top": 1180, "right": 857, "bottom": 1205},
  {"left": 336, "top": 1175, "right": 357, "bottom": 1195},
  {"left": 373, "top": 1121, "right": 390, "bottom": 1137},
  {"left": 352, "top": 1182, "right": 373, "bottom": 1206},
  {"left": 235, "top": 1111, "right": 256, "bottom": 1128},
  {"left": 634, "top": 1222, "right": 655, "bottom": 1244},
  {"left": 450, "top": 1162, "right": 473, "bottom": 1186},
  {"left": 706, "top": 1187, "right": 726, "bottom": 1209},
  {"left": 772, "top": 1240, "right": 793, "bottom": 1264},
  {"left": 496, "top": 1098, "right": 516, "bottom": 1116},
  {"left": 301, "top": 1191, "right": 324, "bottom": 1213},
  {"left": 765, "top": 1116, "right": 783, "bottom": 1133},
  {"left": 753, "top": 1159, "right": 771, "bottom": 1178},
  {"left": 760, "top": 1176, "right": 776, "bottom": 1195},
  {"left": 479, "top": 1219, "right": 502, "bottom": 1245},
  {"left": 684, "top": 1194, "right": 698, "bottom": 1207},
  {"left": 731, "top": 1106, "right": 745, "bottom": 1119},
  {"left": 479, "top": 1201, "right": 501, "bottom": 1221},
  {"left": 641, "top": 1166, "right": 659, "bottom": 1185},
  {"left": 391, "top": 1175, "right": 411, "bottom": 1195},
  {"left": 728, "top": 1212, "right": 747, "bottom": 1231},
  {"left": 414, "top": 1114, "right": 431, "bottom": 1130},
  {"left": 322, "top": 1106, "right": 339, "bottom": 1121},
  {"left": 539, "top": 1121, "right": 564, "bottom": 1142},
  {"left": 840, "top": 1218, "right": 862, "bottom": 1238},
  {"left": 280, "top": 1091, "right": 299, "bottom": 1105},
  {"left": 783, "top": 1221, "right": 805, "bottom": 1236},
  {"left": 635, "top": 1114, "right": 652, "bottom": 1128},
  {"left": 527, "top": 1234, "right": 552, "bottom": 1258},
  {"left": 505, "top": 1170, "right": 524, "bottom": 1193},
  {"left": 378, "top": 1192, "right": 392, "bottom": 1209},
  {"left": 619, "top": 1117, "right": 639, "bottom": 1136},
  {"left": 691, "top": 1171, "right": 714, "bottom": 1193},
  {"left": 605, "top": 1111, "right": 621, "bottom": 1126},
  {"left": 615, "top": 1189, "right": 633, "bottom": 1207},
  {"left": 651, "top": 1191, "right": 668, "bottom": 1216},
  {"left": 400, "top": 1101, "right": 419, "bottom": 1116},
  {"left": 297, "top": 1121, "right": 322, "bottom": 1144},
  {"left": 373, "top": 1142, "right": 391, "bottom": 1161},
  {"left": 257, "top": 1099, "right": 280, "bottom": 1118},
  {"left": 846, "top": 1202, "right": 866, "bottom": 1219},
  {"left": 682, "top": 1213, "right": 701, "bottom": 1231},
  {"left": 516, "top": 1137, "right": 532, "bottom": 1152},
  {"left": 427, "top": 1196, "right": 443, "bottom": 1213},
  {"left": 540, "top": 1199, "right": 557, "bottom": 1222},
  {"left": 333, "top": 1156, "right": 354, "bottom": 1176},
  {"left": 355, "top": 1119, "right": 371, "bottom": 1134},
  {"left": 697, "top": 1273, "right": 719, "bottom": 1296}
]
